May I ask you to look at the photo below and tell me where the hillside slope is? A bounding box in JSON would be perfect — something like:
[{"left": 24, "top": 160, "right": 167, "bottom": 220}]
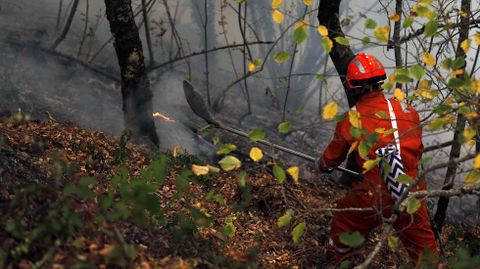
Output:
[{"left": 0, "top": 112, "right": 479, "bottom": 268}]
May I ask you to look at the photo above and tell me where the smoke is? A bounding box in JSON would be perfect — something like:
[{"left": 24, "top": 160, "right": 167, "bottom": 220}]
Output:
[{"left": 0, "top": 0, "right": 478, "bottom": 221}]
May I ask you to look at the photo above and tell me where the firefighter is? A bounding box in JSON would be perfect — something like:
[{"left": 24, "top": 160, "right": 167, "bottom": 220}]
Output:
[{"left": 318, "top": 53, "right": 439, "bottom": 265}]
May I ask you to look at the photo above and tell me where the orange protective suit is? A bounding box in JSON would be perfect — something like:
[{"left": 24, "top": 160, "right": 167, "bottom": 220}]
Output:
[{"left": 318, "top": 91, "right": 438, "bottom": 264}]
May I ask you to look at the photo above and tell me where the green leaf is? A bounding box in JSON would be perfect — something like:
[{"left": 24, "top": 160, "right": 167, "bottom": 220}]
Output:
[
  {"left": 293, "top": 26, "right": 308, "bottom": 44},
  {"left": 338, "top": 261, "right": 351, "bottom": 269},
  {"left": 223, "top": 215, "right": 236, "bottom": 238},
  {"left": 362, "top": 157, "right": 381, "bottom": 172},
  {"left": 358, "top": 141, "right": 372, "bottom": 159},
  {"left": 381, "top": 160, "right": 392, "bottom": 175},
  {"left": 409, "top": 64, "right": 425, "bottom": 80},
  {"left": 452, "top": 57, "right": 466, "bottom": 69},
  {"left": 334, "top": 36, "right": 350, "bottom": 46},
  {"left": 419, "top": 156, "right": 433, "bottom": 165},
  {"left": 175, "top": 170, "right": 191, "bottom": 193},
  {"left": 350, "top": 127, "right": 367, "bottom": 138},
  {"left": 388, "top": 236, "right": 400, "bottom": 251},
  {"left": 198, "top": 124, "right": 214, "bottom": 133},
  {"left": 428, "top": 118, "right": 445, "bottom": 131},
  {"left": 273, "top": 165, "right": 286, "bottom": 184},
  {"left": 277, "top": 210, "right": 293, "bottom": 228},
  {"left": 291, "top": 222, "right": 306, "bottom": 243},
  {"left": 403, "top": 16, "right": 414, "bottom": 28},
  {"left": 397, "top": 174, "right": 414, "bottom": 184},
  {"left": 315, "top": 74, "right": 326, "bottom": 81},
  {"left": 238, "top": 171, "right": 247, "bottom": 187},
  {"left": 218, "top": 156, "right": 242, "bottom": 171},
  {"left": 248, "top": 127, "right": 265, "bottom": 141},
  {"left": 406, "top": 197, "right": 421, "bottom": 214},
  {"left": 212, "top": 136, "right": 220, "bottom": 145},
  {"left": 395, "top": 74, "right": 411, "bottom": 84},
  {"left": 364, "top": 18, "right": 377, "bottom": 29},
  {"left": 365, "top": 132, "right": 379, "bottom": 144},
  {"left": 441, "top": 58, "right": 453, "bottom": 70},
  {"left": 79, "top": 177, "right": 97, "bottom": 187},
  {"left": 235, "top": 0, "right": 246, "bottom": 3},
  {"left": 252, "top": 58, "right": 262, "bottom": 66},
  {"left": 217, "top": 143, "right": 237, "bottom": 155},
  {"left": 339, "top": 231, "right": 365, "bottom": 247},
  {"left": 375, "top": 111, "right": 389, "bottom": 119},
  {"left": 381, "top": 81, "right": 393, "bottom": 91},
  {"left": 448, "top": 78, "right": 464, "bottom": 88},
  {"left": 278, "top": 121, "right": 293, "bottom": 134},
  {"left": 424, "top": 20, "right": 438, "bottom": 37},
  {"left": 273, "top": 51, "right": 290, "bottom": 63},
  {"left": 361, "top": 36, "right": 371, "bottom": 45}
]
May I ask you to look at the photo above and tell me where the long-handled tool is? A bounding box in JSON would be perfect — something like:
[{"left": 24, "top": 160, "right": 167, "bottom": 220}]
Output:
[{"left": 183, "top": 80, "right": 361, "bottom": 178}]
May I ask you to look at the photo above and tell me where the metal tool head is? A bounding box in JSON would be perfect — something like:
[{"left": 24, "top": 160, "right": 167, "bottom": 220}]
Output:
[{"left": 183, "top": 80, "right": 218, "bottom": 125}]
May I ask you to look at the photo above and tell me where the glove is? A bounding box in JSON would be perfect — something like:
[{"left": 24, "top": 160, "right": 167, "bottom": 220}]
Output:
[{"left": 317, "top": 156, "right": 334, "bottom": 174}]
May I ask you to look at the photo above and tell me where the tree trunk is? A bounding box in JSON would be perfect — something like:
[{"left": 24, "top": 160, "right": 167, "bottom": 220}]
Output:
[
  {"left": 317, "top": 0, "right": 355, "bottom": 107},
  {"left": 317, "top": 0, "right": 359, "bottom": 184},
  {"left": 104, "top": 0, "right": 159, "bottom": 147},
  {"left": 433, "top": 0, "right": 471, "bottom": 232}
]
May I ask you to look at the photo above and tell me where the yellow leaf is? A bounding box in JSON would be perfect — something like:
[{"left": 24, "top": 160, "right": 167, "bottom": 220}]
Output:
[
  {"left": 322, "top": 101, "right": 338, "bottom": 120},
  {"left": 322, "top": 36, "right": 333, "bottom": 53},
  {"left": 419, "top": 79, "right": 431, "bottom": 90},
  {"left": 272, "top": 0, "right": 283, "bottom": 9},
  {"left": 249, "top": 147, "right": 264, "bottom": 162},
  {"left": 463, "top": 127, "right": 476, "bottom": 141},
  {"left": 207, "top": 165, "right": 220, "bottom": 173},
  {"left": 450, "top": 69, "right": 464, "bottom": 77},
  {"left": 388, "top": 73, "right": 396, "bottom": 83},
  {"left": 192, "top": 164, "right": 209, "bottom": 176},
  {"left": 388, "top": 12, "right": 400, "bottom": 22},
  {"left": 464, "top": 170, "right": 480, "bottom": 185},
  {"left": 422, "top": 52, "right": 436, "bottom": 67},
  {"left": 248, "top": 61, "right": 256, "bottom": 72},
  {"left": 393, "top": 88, "right": 405, "bottom": 101},
  {"left": 465, "top": 111, "right": 478, "bottom": 120},
  {"left": 460, "top": 39, "right": 471, "bottom": 53},
  {"left": 473, "top": 78, "right": 480, "bottom": 94},
  {"left": 287, "top": 166, "right": 299, "bottom": 184},
  {"left": 375, "top": 128, "right": 386, "bottom": 134},
  {"left": 272, "top": 9, "right": 284, "bottom": 24},
  {"left": 362, "top": 158, "right": 381, "bottom": 173},
  {"left": 347, "top": 141, "right": 359, "bottom": 156},
  {"left": 474, "top": 154, "right": 480, "bottom": 169},
  {"left": 374, "top": 25, "right": 390, "bottom": 42},
  {"left": 173, "top": 145, "right": 181, "bottom": 158},
  {"left": 303, "top": 0, "right": 312, "bottom": 6},
  {"left": 459, "top": 10, "right": 468, "bottom": 18},
  {"left": 317, "top": 25, "right": 328, "bottom": 37},
  {"left": 294, "top": 20, "right": 309, "bottom": 29},
  {"left": 349, "top": 110, "right": 362, "bottom": 129},
  {"left": 218, "top": 155, "right": 242, "bottom": 171},
  {"left": 473, "top": 32, "right": 480, "bottom": 46}
]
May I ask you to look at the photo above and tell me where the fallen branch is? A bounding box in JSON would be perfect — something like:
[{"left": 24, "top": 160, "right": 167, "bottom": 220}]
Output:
[{"left": 6, "top": 39, "right": 120, "bottom": 82}]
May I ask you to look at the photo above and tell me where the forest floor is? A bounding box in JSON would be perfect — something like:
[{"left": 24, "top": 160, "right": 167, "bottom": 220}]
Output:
[{"left": 1, "top": 112, "right": 479, "bottom": 269}]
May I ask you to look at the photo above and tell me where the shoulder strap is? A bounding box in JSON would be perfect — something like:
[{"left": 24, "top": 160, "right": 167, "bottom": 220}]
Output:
[{"left": 386, "top": 98, "right": 401, "bottom": 155}]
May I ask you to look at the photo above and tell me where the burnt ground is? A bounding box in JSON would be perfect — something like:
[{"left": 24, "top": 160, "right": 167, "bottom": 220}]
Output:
[{"left": 0, "top": 113, "right": 479, "bottom": 269}]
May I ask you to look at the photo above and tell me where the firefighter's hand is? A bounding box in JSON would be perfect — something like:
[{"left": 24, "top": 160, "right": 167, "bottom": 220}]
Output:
[{"left": 317, "top": 157, "right": 334, "bottom": 174}]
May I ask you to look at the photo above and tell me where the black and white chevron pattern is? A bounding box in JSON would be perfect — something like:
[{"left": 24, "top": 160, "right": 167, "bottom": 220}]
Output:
[{"left": 375, "top": 145, "right": 408, "bottom": 200}]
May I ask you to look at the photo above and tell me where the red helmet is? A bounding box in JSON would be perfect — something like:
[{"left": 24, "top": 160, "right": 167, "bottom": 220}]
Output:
[{"left": 346, "top": 53, "right": 386, "bottom": 89}]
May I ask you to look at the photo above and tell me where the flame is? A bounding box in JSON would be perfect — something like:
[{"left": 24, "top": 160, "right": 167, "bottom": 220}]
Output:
[{"left": 152, "top": 112, "right": 175, "bottom": 123}]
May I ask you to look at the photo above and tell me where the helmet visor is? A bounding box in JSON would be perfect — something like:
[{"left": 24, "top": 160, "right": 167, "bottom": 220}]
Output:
[{"left": 349, "top": 74, "right": 387, "bottom": 89}]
